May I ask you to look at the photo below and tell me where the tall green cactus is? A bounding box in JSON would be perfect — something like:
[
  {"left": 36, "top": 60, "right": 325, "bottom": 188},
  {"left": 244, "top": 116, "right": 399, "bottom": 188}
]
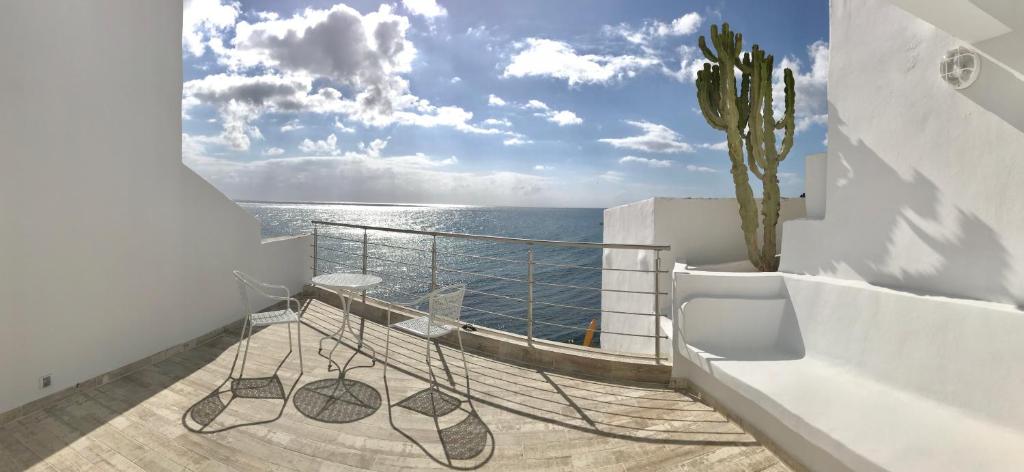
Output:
[{"left": 695, "top": 23, "right": 795, "bottom": 272}]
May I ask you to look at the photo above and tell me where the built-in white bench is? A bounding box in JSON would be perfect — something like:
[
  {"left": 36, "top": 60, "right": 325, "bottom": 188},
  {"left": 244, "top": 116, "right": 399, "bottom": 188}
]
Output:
[{"left": 672, "top": 265, "right": 1024, "bottom": 471}]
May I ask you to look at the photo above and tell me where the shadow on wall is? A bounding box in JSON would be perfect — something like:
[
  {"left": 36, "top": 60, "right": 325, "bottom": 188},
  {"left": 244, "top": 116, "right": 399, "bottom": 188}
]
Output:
[
  {"left": 961, "top": 0, "right": 1024, "bottom": 132},
  {"left": 958, "top": 48, "right": 1024, "bottom": 134},
  {"left": 806, "top": 103, "right": 1015, "bottom": 305}
]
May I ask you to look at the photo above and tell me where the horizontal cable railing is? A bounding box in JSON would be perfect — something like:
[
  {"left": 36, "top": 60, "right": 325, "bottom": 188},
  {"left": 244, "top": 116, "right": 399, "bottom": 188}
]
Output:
[{"left": 310, "top": 220, "right": 671, "bottom": 362}]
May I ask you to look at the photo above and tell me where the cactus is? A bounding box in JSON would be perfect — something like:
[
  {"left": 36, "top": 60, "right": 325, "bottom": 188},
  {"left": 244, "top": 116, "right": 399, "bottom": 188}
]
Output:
[{"left": 695, "top": 23, "right": 795, "bottom": 272}]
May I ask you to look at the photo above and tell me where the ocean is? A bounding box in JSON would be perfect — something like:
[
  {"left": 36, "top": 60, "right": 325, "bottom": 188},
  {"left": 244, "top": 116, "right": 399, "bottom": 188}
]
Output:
[{"left": 240, "top": 201, "right": 606, "bottom": 345}]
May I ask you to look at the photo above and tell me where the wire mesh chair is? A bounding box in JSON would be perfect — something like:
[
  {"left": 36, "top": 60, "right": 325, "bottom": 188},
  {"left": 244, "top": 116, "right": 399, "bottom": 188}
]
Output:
[
  {"left": 384, "top": 285, "right": 470, "bottom": 398},
  {"left": 229, "top": 270, "right": 304, "bottom": 380}
]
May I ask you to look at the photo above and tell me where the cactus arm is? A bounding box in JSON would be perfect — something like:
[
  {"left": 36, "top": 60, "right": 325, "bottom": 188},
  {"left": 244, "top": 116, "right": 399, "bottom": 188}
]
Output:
[
  {"left": 698, "top": 36, "right": 718, "bottom": 62},
  {"left": 696, "top": 67, "right": 727, "bottom": 130},
  {"left": 737, "top": 70, "right": 751, "bottom": 130},
  {"left": 747, "top": 50, "right": 769, "bottom": 171},
  {"left": 776, "top": 69, "right": 796, "bottom": 161},
  {"left": 745, "top": 132, "right": 764, "bottom": 180}
]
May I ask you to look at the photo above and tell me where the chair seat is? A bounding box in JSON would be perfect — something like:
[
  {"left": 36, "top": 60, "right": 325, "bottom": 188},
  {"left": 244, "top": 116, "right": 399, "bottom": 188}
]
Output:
[
  {"left": 392, "top": 316, "right": 454, "bottom": 339},
  {"left": 250, "top": 308, "right": 300, "bottom": 327}
]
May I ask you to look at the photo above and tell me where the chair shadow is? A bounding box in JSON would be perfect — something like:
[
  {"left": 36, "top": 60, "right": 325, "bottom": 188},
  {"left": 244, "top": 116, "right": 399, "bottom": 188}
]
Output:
[
  {"left": 181, "top": 301, "right": 310, "bottom": 434},
  {"left": 382, "top": 338, "right": 495, "bottom": 470},
  {"left": 181, "top": 345, "right": 304, "bottom": 434}
]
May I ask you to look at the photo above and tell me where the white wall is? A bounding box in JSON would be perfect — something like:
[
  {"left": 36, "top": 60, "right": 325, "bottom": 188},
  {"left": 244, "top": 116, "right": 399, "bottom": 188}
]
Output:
[
  {"left": 804, "top": 153, "right": 827, "bottom": 219},
  {"left": 601, "top": 197, "right": 805, "bottom": 354},
  {"left": 0, "top": 1, "right": 312, "bottom": 415},
  {"left": 781, "top": 0, "right": 1024, "bottom": 306}
]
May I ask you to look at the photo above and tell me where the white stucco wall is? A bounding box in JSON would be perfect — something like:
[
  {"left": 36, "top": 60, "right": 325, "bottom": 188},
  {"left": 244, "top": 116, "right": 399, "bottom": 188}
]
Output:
[
  {"left": 804, "top": 153, "right": 827, "bottom": 219},
  {"left": 0, "top": 1, "right": 312, "bottom": 415},
  {"left": 781, "top": 0, "right": 1024, "bottom": 306},
  {"left": 601, "top": 197, "right": 806, "bottom": 354}
]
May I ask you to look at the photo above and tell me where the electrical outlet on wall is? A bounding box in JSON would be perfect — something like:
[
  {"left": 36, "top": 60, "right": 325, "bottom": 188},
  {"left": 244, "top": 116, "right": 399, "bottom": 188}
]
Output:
[{"left": 40, "top": 375, "right": 52, "bottom": 389}]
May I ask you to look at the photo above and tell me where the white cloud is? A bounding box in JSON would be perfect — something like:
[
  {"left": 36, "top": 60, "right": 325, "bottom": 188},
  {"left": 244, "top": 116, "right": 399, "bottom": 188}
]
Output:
[
  {"left": 182, "top": 72, "right": 505, "bottom": 149},
  {"left": 334, "top": 117, "right": 356, "bottom": 133},
  {"left": 299, "top": 133, "right": 340, "bottom": 155},
  {"left": 488, "top": 94, "right": 507, "bottom": 106},
  {"left": 280, "top": 119, "right": 304, "bottom": 132},
  {"left": 543, "top": 110, "right": 583, "bottom": 126},
  {"left": 503, "top": 136, "right": 533, "bottom": 146},
  {"left": 450, "top": 76, "right": 462, "bottom": 84},
  {"left": 183, "top": 148, "right": 565, "bottom": 206},
  {"left": 216, "top": 4, "right": 415, "bottom": 115},
  {"left": 662, "top": 45, "right": 705, "bottom": 83},
  {"left": 198, "top": 2, "right": 507, "bottom": 138},
  {"left": 182, "top": 0, "right": 240, "bottom": 57},
  {"left": 657, "top": 12, "right": 703, "bottom": 36},
  {"left": 776, "top": 41, "right": 829, "bottom": 134},
  {"left": 401, "top": 0, "right": 447, "bottom": 19},
  {"left": 503, "top": 38, "right": 658, "bottom": 86},
  {"left": 523, "top": 99, "right": 581, "bottom": 126},
  {"left": 699, "top": 141, "right": 728, "bottom": 151},
  {"left": 619, "top": 156, "right": 672, "bottom": 167},
  {"left": 598, "top": 171, "right": 625, "bottom": 183},
  {"left": 606, "top": 12, "right": 703, "bottom": 46},
  {"left": 263, "top": 147, "right": 285, "bottom": 156},
  {"left": 686, "top": 164, "right": 717, "bottom": 173},
  {"left": 599, "top": 120, "right": 694, "bottom": 153},
  {"left": 358, "top": 138, "right": 389, "bottom": 157},
  {"left": 533, "top": 165, "right": 553, "bottom": 171},
  {"left": 483, "top": 118, "right": 512, "bottom": 127},
  {"left": 525, "top": 99, "right": 549, "bottom": 110}
]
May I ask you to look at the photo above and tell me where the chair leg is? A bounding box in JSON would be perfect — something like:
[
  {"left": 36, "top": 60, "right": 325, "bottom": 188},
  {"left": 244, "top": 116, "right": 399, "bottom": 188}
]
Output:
[
  {"left": 238, "top": 318, "right": 255, "bottom": 380},
  {"left": 457, "top": 329, "right": 472, "bottom": 400},
  {"left": 384, "top": 306, "right": 393, "bottom": 368},
  {"left": 425, "top": 335, "right": 435, "bottom": 388},
  {"left": 227, "top": 317, "right": 249, "bottom": 380},
  {"left": 297, "top": 321, "right": 304, "bottom": 374}
]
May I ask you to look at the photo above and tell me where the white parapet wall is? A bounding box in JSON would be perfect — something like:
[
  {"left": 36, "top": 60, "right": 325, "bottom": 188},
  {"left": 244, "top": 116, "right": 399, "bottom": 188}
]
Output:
[
  {"left": 0, "top": 1, "right": 312, "bottom": 416},
  {"left": 601, "top": 197, "right": 806, "bottom": 355}
]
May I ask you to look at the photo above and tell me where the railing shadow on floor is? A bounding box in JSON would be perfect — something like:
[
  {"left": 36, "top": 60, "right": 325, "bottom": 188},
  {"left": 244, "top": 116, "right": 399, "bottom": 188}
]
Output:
[{"left": 301, "top": 297, "right": 759, "bottom": 449}]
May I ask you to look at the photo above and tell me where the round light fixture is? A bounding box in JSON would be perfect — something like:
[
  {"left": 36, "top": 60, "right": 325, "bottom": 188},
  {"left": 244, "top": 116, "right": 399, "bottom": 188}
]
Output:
[{"left": 939, "top": 46, "right": 981, "bottom": 90}]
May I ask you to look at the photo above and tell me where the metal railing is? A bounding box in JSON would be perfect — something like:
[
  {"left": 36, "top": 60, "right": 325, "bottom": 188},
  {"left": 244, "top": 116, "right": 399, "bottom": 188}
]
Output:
[{"left": 310, "top": 220, "right": 671, "bottom": 362}]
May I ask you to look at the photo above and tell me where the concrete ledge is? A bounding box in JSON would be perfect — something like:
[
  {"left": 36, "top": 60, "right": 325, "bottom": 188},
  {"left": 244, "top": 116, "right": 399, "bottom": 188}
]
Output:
[{"left": 308, "top": 285, "right": 671, "bottom": 385}]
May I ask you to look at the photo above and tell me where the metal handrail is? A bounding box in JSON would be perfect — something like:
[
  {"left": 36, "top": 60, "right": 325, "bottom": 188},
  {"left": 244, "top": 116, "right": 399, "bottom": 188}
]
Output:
[
  {"left": 311, "top": 220, "right": 670, "bottom": 362},
  {"left": 314, "top": 236, "right": 668, "bottom": 273},
  {"left": 312, "top": 220, "right": 671, "bottom": 251}
]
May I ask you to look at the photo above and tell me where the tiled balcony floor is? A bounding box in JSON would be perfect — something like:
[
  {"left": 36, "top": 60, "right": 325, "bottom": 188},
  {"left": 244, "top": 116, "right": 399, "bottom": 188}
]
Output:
[{"left": 0, "top": 298, "right": 790, "bottom": 471}]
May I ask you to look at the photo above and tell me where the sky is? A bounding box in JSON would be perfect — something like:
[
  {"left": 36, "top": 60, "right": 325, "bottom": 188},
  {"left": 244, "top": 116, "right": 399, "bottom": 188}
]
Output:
[{"left": 181, "top": 0, "right": 829, "bottom": 208}]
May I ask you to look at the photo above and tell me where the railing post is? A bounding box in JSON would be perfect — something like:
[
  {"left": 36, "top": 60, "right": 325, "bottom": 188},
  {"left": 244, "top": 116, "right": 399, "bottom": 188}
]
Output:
[
  {"left": 527, "top": 245, "right": 534, "bottom": 345},
  {"left": 362, "top": 229, "right": 368, "bottom": 306},
  {"left": 430, "top": 235, "right": 438, "bottom": 290},
  {"left": 361, "top": 229, "right": 368, "bottom": 274},
  {"left": 312, "top": 224, "right": 319, "bottom": 276},
  {"left": 653, "top": 249, "right": 662, "bottom": 364}
]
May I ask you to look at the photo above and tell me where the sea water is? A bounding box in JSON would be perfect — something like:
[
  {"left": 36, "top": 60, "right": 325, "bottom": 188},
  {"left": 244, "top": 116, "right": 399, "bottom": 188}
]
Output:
[{"left": 240, "top": 201, "right": 606, "bottom": 345}]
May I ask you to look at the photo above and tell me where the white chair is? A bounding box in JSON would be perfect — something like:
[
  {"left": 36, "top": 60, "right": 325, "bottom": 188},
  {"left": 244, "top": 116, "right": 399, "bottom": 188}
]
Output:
[
  {"left": 229, "top": 270, "right": 304, "bottom": 380},
  {"left": 384, "top": 285, "right": 470, "bottom": 398}
]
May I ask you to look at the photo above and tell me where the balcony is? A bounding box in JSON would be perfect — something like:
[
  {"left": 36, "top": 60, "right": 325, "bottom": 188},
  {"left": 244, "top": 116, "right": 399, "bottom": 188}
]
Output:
[{"left": 0, "top": 296, "right": 790, "bottom": 471}]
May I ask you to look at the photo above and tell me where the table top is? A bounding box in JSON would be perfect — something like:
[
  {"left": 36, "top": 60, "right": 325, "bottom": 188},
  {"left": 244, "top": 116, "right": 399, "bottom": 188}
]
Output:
[{"left": 312, "top": 272, "right": 383, "bottom": 291}]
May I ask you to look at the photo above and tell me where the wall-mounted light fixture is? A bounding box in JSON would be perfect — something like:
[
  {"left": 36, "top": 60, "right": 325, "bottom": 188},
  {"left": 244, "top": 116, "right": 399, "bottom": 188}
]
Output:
[{"left": 939, "top": 46, "right": 981, "bottom": 89}]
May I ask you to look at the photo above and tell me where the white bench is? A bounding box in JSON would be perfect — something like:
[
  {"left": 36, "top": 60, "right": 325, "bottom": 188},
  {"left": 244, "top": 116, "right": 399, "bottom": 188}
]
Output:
[{"left": 673, "top": 266, "right": 1024, "bottom": 471}]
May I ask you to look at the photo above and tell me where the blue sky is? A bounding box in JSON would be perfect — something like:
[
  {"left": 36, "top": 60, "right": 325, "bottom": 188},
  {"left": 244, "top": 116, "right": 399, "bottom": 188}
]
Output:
[{"left": 181, "top": 0, "right": 828, "bottom": 207}]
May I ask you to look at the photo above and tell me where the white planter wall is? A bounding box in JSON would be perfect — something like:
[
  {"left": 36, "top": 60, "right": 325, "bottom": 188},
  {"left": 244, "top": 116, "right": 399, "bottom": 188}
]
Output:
[
  {"left": 0, "top": 1, "right": 312, "bottom": 415},
  {"left": 601, "top": 197, "right": 806, "bottom": 354}
]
